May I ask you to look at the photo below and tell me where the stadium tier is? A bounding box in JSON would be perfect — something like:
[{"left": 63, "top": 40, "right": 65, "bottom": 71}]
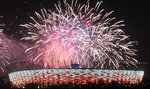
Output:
[{"left": 8, "top": 69, "right": 144, "bottom": 88}]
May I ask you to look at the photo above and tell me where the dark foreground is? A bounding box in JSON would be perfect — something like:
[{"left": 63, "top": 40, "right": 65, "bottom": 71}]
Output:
[{"left": 0, "top": 82, "right": 150, "bottom": 89}]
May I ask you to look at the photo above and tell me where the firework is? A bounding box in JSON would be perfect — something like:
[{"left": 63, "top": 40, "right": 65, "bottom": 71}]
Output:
[
  {"left": 0, "top": 29, "right": 11, "bottom": 72},
  {"left": 21, "top": 0, "right": 138, "bottom": 69},
  {"left": 0, "top": 29, "right": 29, "bottom": 73}
]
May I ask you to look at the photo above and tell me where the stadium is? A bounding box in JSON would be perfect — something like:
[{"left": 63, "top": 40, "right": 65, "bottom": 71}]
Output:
[
  {"left": 5, "top": 59, "right": 144, "bottom": 88},
  {"left": 9, "top": 69, "right": 144, "bottom": 88}
]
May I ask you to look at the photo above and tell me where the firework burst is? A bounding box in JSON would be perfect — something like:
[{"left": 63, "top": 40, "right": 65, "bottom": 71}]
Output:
[
  {"left": 21, "top": 0, "right": 138, "bottom": 69},
  {"left": 0, "top": 29, "right": 11, "bottom": 72}
]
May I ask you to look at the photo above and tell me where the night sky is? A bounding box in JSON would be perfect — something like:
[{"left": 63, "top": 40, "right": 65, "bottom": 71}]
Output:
[{"left": 0, "top": 0, "right": 150, "bottom": 82}]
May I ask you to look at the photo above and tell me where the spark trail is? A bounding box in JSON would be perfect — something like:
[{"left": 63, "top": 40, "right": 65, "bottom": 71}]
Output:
[{"left": 0, "top": 29, "right": 10, "bottom": 72}]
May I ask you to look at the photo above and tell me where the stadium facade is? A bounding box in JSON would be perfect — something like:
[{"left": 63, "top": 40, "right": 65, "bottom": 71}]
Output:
[{"left": 8, "top": 69, "right": 144, "bottom": 88}]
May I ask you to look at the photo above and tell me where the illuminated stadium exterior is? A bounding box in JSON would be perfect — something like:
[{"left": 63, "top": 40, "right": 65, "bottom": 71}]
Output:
[{"left": 8, "top": 69, "right": 144, "bottom": 88}]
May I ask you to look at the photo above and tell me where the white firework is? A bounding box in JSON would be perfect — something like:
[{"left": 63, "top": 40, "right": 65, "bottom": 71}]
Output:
[
  {"left": 0, "top": 29, "right": 11, "bottom": 72},
  {"left": 21, "top": 0, "right": 138, "bottom": 69}
]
